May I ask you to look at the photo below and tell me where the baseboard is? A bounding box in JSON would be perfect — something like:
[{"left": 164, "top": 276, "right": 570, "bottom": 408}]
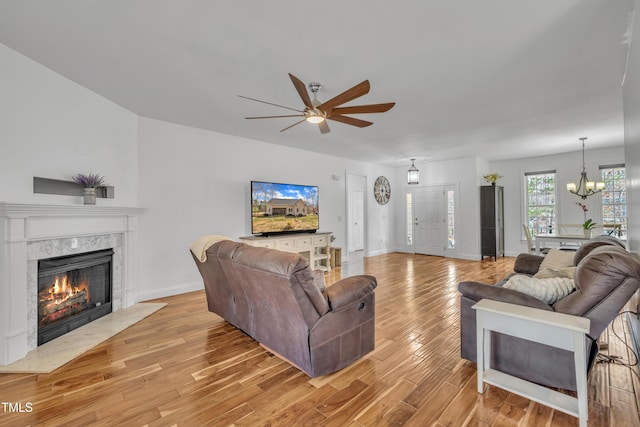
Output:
[
  {"left": 627, "top": 312, "right": 640, "bottom": 366},
  {"left": 454, "top": 253, "right": 481, "bottom": 261},
  {"left": 625, "top": 311, "right": 640, "bottom": 411},
  {"left": 505, "top": 250, "right": 524, "bottom": 257},
  {"left": 136, "top": 280, "right": 203, "bottom": 302},
  {"left": 368, "top": 248, "right": 394, "bottom": 257}
]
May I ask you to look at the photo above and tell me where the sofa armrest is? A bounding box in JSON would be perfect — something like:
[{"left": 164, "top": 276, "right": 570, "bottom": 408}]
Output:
[
  {"left": 458, "top": 281, "right": 553, "bottom": 311},
  {"left": 313, "top": 270, "right": 327, "bottom": 292},
  {"left": 326, "top": 275, "right": 377, "bottom": 311},
  {"left": 513, "top": 253, "right": 544, "bottom": 275}
]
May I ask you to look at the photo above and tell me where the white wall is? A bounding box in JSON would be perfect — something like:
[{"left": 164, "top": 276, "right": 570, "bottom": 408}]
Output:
[
  {"left": 136, "top": 117, "right": 396, "bottom": 300},
  {"left": 625, "top": 0, "right": 640, "bottom": 254},
  {"left": 623, "top": 1, "right": 640, "bottom": 326},
  {"left": 490, "top": 146, "right": 625, "bottom": 255},
  {"left": 0, "top": 43, "right": 138, "bottom": 206},
  {"left": 0, "top": 40, "right": 399, "bottom": 302}
]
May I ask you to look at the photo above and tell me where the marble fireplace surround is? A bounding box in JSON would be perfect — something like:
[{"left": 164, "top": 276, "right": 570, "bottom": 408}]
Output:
[{"left": 0, "top": 203, "right": 140, "bottom": 366}]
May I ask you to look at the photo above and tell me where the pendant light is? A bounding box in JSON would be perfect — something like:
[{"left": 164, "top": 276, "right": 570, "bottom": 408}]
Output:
[{"left": 407, "top": 158, "right": 419, "bottom": 185}]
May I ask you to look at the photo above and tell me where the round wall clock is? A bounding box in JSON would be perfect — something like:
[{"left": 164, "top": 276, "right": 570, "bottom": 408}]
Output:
[{"left": 374, "top": 176, "right": 391, "bottom": 205}]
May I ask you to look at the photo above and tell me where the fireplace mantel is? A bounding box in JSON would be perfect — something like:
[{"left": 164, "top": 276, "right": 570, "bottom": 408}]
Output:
[
  {"left": 0, "top": 202, "right": 140, "bottom": 221},
  {"left": 0, "top": 202, "right": 141, "bottom": 365}
]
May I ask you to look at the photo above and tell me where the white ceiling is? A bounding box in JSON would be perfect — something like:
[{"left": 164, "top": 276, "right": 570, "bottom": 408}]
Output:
[{"left": 0, "top": 1, "right": 634, "bottom": 166}]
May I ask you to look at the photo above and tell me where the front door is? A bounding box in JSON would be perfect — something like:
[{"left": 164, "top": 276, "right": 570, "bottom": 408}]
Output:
[{"left": 414, "top": 186, "right": 446, "bottom": 256}]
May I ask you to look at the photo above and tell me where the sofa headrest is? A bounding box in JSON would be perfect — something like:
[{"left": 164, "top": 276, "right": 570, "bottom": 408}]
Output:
[
  {"left": 205, "top": 239, "right": 244, "bottom": 262},
  {"left": 591, "top": 235, "right": 626, "bottom": 248},
  {"left": 190, "top": 235, "right": 234, "bottom": 262},
  {"left": 229, "top": 244, "right": 330, "bottom": 318},
  {"left": 231, "top": 243, "right": 310, "bottom": 276},
  {"left": 552, "top": 246, "right": 640, "bottom": 318},
  {"left": 573, "top": 240, "right": 620, "bottom": 265},
  {"left": 574, "top": 246, "right": 640, "bottom": 293}
]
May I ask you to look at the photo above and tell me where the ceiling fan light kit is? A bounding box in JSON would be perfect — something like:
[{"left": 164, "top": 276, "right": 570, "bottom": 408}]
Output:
[
  {"left": 566, "top": 137, "right": 605, "bottom": 199},
  {"left": 239, "top": 73, "right": 395, "bottom": 134},
  {"left": 305, "top": 109, "right": 326, "bottom": 124},
  {"left": 305, "top": 115, "right": 325, "bottom": 124}
]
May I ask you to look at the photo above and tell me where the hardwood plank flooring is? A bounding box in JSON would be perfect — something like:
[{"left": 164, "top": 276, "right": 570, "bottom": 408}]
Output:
[{"left": 1, "top": 252, "right": 639, "bottom": 426}]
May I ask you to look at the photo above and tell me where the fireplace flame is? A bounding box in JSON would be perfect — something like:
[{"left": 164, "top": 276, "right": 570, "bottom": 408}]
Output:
[
  {"left": 38, "top": 274, "right": 90, "bottom": 326},
  {"left": 48, "top": 275, "right": 89, "bottom": 304}
]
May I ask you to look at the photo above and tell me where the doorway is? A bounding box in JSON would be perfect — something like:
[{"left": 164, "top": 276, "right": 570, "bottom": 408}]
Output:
[
  {"left": 346, "top": 173, "right": 367, "bottom": 259},
  {"left": 410, "top": 184, "right": 456, "bottom": 256}
]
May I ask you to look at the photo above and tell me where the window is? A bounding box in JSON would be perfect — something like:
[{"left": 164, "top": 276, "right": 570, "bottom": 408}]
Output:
[
  {"left": 447, "top": 189, "right": 455, "bottom": 248},
  {"left": 406, "top": 192, "right": 413, "bottom": 245},
  {"left": 601, "top": 164, "right": 626, "bottom": 236},
  {"left": 525, "top": 171, "right": 557, "bottom": 236}
]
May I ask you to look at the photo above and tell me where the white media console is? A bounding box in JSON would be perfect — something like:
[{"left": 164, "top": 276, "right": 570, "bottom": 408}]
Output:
[{"left": 239, "top": 232, "right": 331, "bottom": 271}]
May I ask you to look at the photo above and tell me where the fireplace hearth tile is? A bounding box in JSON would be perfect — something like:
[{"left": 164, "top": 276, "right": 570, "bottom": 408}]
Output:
[{"left": 0, "top": 303, "right": 165, "bottom": 373}]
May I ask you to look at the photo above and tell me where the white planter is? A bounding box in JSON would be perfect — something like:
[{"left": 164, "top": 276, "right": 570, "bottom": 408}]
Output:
[{"left": 83, "top": 187, "right": 97, "bottom": 205}]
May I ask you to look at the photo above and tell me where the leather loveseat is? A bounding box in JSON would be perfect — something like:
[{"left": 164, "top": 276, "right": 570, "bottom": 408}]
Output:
[
  {"left": 190, "top": 237, "right": 377, "bottom": 377},
  {"left": 458, "top": 236, "right": 640, "bottom": 391}
]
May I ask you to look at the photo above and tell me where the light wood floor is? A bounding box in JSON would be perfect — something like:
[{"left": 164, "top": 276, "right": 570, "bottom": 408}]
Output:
[{"left": 1, "top": 253, "right": 639, "bottom": 426}]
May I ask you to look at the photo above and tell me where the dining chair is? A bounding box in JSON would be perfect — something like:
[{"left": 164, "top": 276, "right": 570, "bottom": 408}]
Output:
[{"left": 523, "top": 224, "right": 550, "bottom": 255}]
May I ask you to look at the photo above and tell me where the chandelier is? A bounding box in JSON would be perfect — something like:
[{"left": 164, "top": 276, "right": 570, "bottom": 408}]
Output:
[{"left": 566, "top": 137, "right": 604, "bottom": 199}]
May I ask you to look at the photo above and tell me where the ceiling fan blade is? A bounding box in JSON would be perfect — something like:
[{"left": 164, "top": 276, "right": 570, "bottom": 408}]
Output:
[
  {"left": 329, "top": 102, "right": 395, "bottom": 116},
  {"left": 318, "top": 80, "right": 370, "bottom": 112},
  {"left": 318, "top": 120, "right": 330, "bottom": 134},
  {"left": 246, "top": 114, "right": 304, "bottom": 119},
  {"left": 280, "top": 119, "right": 306, "bottom": 132},
  {"left": 327, "top": 115, "right": 373, "bottom": 128},
  {"left": 238, "top": 95, "right": 303, "bottom": 113},
  {"left": 288, "top": 73, "right": 314, "bottom": 109}
]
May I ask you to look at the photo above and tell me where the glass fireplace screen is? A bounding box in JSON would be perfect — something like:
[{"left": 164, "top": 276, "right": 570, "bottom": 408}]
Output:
[{"left": 37, "top": 249, "right": 113, "bottom": 345}]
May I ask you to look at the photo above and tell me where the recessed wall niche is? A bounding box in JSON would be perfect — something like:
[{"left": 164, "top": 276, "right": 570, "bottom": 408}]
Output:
[{"left": 33, "top": 177, "right": 114, "bottom": 199}]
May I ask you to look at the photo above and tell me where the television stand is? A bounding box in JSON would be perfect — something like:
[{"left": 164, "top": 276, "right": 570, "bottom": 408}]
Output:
[{"left": 239, "top": 232, "right": 331, "bottom": 271}]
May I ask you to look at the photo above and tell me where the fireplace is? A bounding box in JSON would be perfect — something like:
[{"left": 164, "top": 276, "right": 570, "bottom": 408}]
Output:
[
  {"left": 0, "top": 203, "right": 138, "bottom": 366},
  {"left": 37, "top": 249, "right": 114, "bottom": 345}
]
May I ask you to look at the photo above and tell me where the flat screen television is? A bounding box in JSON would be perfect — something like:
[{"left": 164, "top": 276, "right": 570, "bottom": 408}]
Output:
[{"left": 251, "top": 180, "right": 319, "bottom": 236}]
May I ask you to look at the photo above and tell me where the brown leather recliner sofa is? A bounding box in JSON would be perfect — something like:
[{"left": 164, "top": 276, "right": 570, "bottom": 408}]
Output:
[
  {"left": 458, "top": 236, "right": 640, "bottom": 391},
  {"left": 190, "top": 238, "right": 377, "bottom": 377}
]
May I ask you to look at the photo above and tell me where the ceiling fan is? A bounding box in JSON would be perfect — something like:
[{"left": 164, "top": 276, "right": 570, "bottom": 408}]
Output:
[{"left": 239, "top": 73, "right": 395, "bottom": 134}]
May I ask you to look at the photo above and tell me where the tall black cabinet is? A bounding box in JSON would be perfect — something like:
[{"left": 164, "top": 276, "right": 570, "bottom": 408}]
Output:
[{"left": 480, "top": 185, "right": 504, "bottom": 260}]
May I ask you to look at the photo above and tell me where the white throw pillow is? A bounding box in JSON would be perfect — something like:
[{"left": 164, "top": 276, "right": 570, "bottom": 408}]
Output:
[
  {"left": 539, "top": 248, "right": 575, "bottom": 270},
  {"left": 503, "top": 274, "right": 575, "bottom": 305}
]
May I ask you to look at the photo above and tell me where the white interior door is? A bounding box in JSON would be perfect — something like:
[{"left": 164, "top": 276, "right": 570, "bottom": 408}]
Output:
[
  {"left": 347, "top": 173, "right": 367, "bottom": 255},
  {"left": 352, "top": 189, "right": 364, "bottom": 251},
  {"left": 414, "top": 186, "right": 446, "bottom": 256}
]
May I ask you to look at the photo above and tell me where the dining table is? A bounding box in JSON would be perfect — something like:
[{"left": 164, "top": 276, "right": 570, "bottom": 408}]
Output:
[{"left": 534, "top": 234, "right": 593, "bottom": 255}]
